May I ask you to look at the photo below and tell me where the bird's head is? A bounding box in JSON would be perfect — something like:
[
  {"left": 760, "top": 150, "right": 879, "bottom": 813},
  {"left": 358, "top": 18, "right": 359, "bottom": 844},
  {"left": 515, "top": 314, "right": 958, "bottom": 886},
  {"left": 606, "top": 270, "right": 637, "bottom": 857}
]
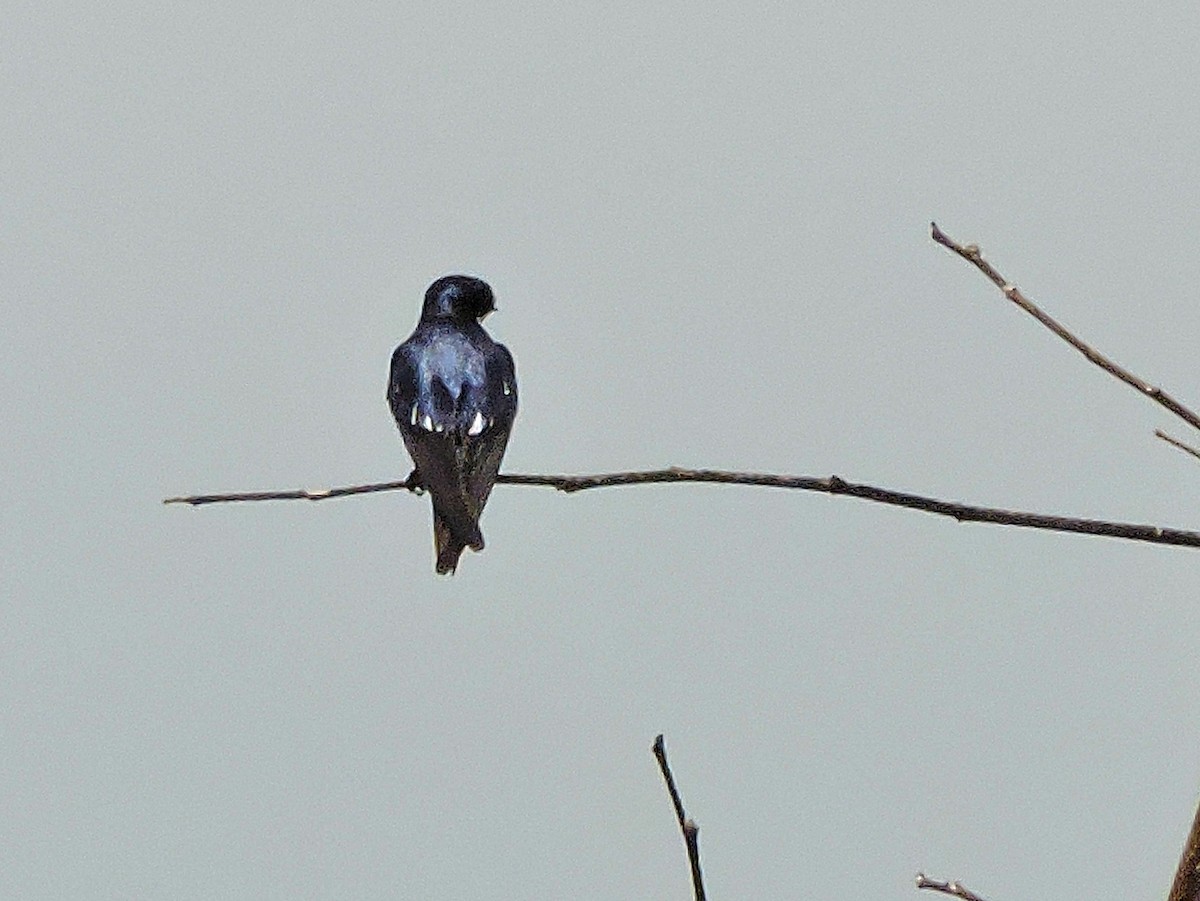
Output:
[{"left": 421, "top": 275, "right": 496, "bottom": 324}]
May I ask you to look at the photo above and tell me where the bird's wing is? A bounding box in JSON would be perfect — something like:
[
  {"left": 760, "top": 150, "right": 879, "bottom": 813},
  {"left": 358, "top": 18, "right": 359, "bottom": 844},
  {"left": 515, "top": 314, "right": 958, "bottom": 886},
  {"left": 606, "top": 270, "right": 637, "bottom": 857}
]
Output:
[
  {"left": 389, "top": 340, "right": 474, "bottom": 532},
  {"left": 457, "top": 341, "right": 518, "bottom": 517},
  {"left": 386, "top": 342, "right": 419, "bottom": 428}
]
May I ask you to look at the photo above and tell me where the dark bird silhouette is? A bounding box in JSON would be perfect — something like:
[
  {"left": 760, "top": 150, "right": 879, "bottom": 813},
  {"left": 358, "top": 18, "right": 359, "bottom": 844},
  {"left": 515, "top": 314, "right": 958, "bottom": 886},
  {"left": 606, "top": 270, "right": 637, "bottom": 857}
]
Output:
[{"left": 387, "top": 275, "right": 518, "bottom": 574}]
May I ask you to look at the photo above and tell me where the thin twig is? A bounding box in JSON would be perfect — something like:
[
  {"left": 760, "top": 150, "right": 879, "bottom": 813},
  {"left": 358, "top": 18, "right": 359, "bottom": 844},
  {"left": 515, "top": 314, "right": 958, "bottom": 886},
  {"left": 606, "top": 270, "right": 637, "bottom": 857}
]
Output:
[
  {"left": 1156, "top": 430, "right": 1200, "bottom": 464},
  {"left": 916, "top": 874, "right": 991, "bottom": 901},
  {"left": 164, "top": 467, "right": 1200, "bottom": 551},
  {"left": 653, "top": 735, "right": 706, "bottom": 901},
  {"left": 931, "top": 222, "right": 1200, "bottom": 435},
  {"left": 162, "top": 475, "right": 419, "bottom": 506}
]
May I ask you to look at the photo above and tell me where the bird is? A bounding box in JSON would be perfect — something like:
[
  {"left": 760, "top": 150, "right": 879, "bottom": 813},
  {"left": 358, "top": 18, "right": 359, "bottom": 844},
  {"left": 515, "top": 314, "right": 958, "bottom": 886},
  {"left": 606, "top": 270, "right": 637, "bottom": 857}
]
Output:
[{"left": 387, "top": 275, "right": 518, "bottom": 574}]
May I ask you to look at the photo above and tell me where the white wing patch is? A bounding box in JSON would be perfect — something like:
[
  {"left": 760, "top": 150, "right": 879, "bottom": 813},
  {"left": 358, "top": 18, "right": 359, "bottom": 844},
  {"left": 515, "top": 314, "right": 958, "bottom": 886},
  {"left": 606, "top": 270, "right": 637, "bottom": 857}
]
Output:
[{"left": 468, "top": 411, "right": 485, "bottom": 436}]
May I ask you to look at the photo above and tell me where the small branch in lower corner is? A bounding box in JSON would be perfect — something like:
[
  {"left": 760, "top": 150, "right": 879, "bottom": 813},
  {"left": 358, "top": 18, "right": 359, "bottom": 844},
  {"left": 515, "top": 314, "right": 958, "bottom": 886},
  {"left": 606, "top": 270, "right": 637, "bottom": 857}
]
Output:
[
  {"left": 653, "top": 735, "right": 707, "bottom": 901},
  {"left": 916, "top": 873, "right": 991, "bottom": 901}
]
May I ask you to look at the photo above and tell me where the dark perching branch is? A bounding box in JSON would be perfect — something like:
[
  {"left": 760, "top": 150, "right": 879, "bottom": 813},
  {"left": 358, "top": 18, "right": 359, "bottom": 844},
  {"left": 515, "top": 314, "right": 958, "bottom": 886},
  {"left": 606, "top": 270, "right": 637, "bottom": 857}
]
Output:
[
  {"left": 653, "top": 735, "right": 706, "bottom": 901},
  {"left": 930, "top": 222, "right": 1200, "bottom": 436},
  {"left": 916, "top": 874, "right": 991, "bottom": 901},
  {"left": 164, "top": 467, "right": 1200, "bottom": 551}
]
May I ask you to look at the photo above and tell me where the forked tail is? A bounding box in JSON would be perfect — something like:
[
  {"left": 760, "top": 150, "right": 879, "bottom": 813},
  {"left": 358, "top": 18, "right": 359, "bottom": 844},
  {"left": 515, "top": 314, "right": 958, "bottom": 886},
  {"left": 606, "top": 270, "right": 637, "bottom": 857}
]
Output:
[{"left": 433, "top": 512, "right": 484, "bottom": 575}]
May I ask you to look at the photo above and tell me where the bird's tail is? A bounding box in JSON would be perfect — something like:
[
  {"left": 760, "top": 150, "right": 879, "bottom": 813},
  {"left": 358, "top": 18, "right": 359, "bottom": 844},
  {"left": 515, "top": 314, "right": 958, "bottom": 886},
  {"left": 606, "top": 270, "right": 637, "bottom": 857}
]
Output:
[{"left": 433, "top": 511, "right": 484, "bottom": 575}]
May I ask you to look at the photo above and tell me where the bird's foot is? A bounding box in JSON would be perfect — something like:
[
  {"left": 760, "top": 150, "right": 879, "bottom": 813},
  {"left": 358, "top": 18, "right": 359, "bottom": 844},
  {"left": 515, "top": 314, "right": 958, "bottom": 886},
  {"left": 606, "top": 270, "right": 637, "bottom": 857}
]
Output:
[{"left": 405, "top": 468, "right": 426, "bottom": 495}]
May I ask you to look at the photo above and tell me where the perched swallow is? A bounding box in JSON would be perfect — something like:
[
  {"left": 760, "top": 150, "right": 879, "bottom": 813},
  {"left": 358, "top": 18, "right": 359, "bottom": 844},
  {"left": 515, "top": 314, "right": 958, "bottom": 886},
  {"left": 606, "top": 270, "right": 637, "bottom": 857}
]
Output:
[{"left": 387, "top": 275, "right": 518, "bottom": 574}]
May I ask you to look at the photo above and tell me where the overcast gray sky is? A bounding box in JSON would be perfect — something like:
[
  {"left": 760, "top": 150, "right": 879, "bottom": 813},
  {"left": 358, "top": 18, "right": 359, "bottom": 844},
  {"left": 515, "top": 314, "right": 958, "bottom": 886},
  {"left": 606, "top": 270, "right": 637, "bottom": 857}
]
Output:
[{"left": 6, "top": 3, "right": 1200, "bottom": 898}]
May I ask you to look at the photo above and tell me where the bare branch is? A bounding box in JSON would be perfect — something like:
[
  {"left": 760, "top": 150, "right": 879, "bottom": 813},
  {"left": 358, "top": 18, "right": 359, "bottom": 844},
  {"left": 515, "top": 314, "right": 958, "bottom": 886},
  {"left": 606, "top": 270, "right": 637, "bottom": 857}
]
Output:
[
  {"left": 164, "top": 467, "right": 1200, "bottom": 551},
  {"left": 653, "top": 735, "right": 706, "bottom": 901},
  {"left": 1168, "top": 797, "right": 1200, "bottom": 901},
  {"left": 162, "top": 475, "right": 419, "bottom": 506},
  {"left": 1156, "top": 430, "right": 1200, "bottom": 464},
  {"left": 916, "top": 874, "right": 991, "bottom": 901},
  {"left": 931, "top": 222, "right": 1200, "bottom": 436}
]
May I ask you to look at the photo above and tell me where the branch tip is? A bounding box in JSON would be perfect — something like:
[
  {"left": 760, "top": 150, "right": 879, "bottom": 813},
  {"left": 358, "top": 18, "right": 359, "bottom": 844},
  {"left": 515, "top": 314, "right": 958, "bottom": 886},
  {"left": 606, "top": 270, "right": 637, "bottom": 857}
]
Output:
[
  {"left": 652, "top": 735, "right": 706, "bottom": 901},
  {"left": 1158, "top": 430, "right": 1200, "bottom": 463},
  {"left": 915, "top": 873, "right": 990, "bottom": 901},
  {"left": 932, "top": 224, "right": 1200, "bottom": 436}
]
